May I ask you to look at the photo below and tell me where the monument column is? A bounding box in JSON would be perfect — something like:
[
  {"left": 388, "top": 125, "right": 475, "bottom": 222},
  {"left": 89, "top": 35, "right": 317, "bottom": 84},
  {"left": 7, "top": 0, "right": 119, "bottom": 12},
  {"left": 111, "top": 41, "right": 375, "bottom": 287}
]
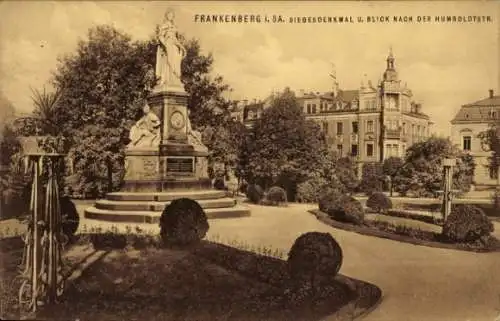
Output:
[{"left": 122, "top": 8, "right": 210, "bottom": 192}]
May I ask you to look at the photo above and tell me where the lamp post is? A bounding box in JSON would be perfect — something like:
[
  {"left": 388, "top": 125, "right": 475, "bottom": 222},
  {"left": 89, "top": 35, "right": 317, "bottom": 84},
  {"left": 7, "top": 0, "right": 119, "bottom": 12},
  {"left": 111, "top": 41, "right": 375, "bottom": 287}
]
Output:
[{"left": 442, "top": 158, "right": 456, "bottom": 221}]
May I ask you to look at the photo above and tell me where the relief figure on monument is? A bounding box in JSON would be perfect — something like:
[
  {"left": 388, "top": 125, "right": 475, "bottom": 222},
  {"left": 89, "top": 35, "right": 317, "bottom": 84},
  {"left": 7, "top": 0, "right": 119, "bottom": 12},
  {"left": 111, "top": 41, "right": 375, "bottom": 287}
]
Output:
[
  {"left": 155, "top": 9, "right": 186, "bottom": 90},
  {"left": 186, "top": 109, "right": 207, "bottom": 150},
  {"left": 128, "top": 103, "right": 161, "bottom": 148}
]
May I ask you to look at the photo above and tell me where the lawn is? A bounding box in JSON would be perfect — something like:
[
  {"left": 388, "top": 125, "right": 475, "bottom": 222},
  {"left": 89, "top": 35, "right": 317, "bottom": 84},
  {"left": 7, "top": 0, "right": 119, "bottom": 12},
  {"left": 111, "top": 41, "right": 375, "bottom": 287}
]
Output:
[{"left": 0, "top": 231, "right": 381, "bottom": 321}]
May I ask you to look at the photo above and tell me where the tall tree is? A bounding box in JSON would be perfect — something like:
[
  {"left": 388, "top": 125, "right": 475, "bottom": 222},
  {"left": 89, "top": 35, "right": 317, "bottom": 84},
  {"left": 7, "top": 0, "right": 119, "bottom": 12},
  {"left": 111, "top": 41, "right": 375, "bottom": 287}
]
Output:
[
  {"left": 383, "top": 156, "right": 404, "bottom": 196},
  {"left": 181, "top": 37, "right": 232, "bottom": 129},
  {"left": 478, "top": 119, "right": 500, "bottom": 184},
  {"left": 394, "top": 136, "right": 475, "bottom": 197},
  {"left": 53, "top": 25, "right": 156, "bottom": 136},
  {"left": 242, "top": 88, "right": 331, "bottom": 200}
]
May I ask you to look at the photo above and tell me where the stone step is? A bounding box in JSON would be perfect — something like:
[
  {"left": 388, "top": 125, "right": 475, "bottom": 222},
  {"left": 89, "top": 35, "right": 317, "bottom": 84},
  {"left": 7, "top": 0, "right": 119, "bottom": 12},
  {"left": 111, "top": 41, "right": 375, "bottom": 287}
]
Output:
[
  {"left": 95, "top": 197, "right": 237, "bottom": 212},
  {"left": 106, "top": 190, "right": 227, "bottom": 202},
  {"left": 84, "top": 205, "right": 251, "bottom": 224}
]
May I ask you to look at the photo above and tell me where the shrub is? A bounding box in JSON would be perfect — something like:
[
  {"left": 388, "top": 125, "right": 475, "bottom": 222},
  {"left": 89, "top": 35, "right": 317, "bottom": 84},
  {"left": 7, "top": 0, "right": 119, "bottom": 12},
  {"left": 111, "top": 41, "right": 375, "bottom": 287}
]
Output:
[
  {"left": 287, "top": 232, "right": 343, "bottom": 296},
  {"left": 296, "top": 176, "right": 329, "bottom": 203},
  {"left": 338, "top": 198, "right": 365, "bottom": 225},
  {"left": 442, "top": 205, "right": 494, "bottom": 244},
  {"left": 265, "top": 186, "right": 287, "bottom": 206},
  {"left": 60, "top": 196, "right": 80, "bottom": 238},
  {"left": 239, "top": 181, "right": 248, "bottom": 194},
  {"left": 366, "top": 192, "right": 393, "bottom": 213},
  {"left": 213, "top": 177, "right": 226, "bottom": 190},
  {"left": 320, "top": 193, "right": 365, "bottom": 225},
  {"left": 360, "top": 162, "right": 385, "bottom": 195},
  {"left": 246, "top": 184, "right": 264, "bottom": 204},
  {"left": 91, "top": 232, "right": 127, "bottom": 250},
  {"left": 318, "top": 188, "right": 343, "bottom": 213},
  {"left": 159, "top": 198, "right": 209, "bottom": 246}
]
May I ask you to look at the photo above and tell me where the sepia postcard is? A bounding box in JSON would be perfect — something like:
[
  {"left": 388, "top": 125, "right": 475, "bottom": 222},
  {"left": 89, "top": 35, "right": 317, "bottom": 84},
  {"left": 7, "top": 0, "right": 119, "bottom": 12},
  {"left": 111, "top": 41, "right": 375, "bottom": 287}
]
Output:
[{"left": 0, "top": 1, "right": 499, "bottom": 321}]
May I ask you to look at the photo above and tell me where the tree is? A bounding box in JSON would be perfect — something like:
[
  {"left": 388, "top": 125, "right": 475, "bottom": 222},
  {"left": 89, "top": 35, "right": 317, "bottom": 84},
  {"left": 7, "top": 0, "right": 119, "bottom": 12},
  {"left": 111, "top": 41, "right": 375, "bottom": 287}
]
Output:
[
  {"left": 333, "top": 156, "right": 360, "bottom": 195},
  {"left": 478, "top": 119, "right": 500, "bottom": 184},
  {"left": 242, "top": 88, "right": 331, "bottom": 201},
  {"left": 382, "top": 156, "right": 404, "bottom": 196},
  {"left": 360, "top": 162, "right": 384, "bottom": 195},
  {"left": 394, "top": 137, "right": 475, "bottom": 197},
  {"left": 202, "top": 119, "right": 247, "bottom": 179},
  {"left": 48, "top": 25, "right": 156, "bottom": 197},
  {"left": 181, "top": 37, "right": 231, "bottom": 129},
  {"left": 53, "top": 25, "right": 156, "bottom": 135}
]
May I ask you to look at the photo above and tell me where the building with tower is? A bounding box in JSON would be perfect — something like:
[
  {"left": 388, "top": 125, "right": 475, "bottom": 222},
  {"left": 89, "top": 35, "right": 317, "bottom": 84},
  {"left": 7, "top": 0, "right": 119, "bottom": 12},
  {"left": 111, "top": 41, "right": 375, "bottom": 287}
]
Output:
[{"left": 237, "top": 49, "right": 433, "bottom": 169}]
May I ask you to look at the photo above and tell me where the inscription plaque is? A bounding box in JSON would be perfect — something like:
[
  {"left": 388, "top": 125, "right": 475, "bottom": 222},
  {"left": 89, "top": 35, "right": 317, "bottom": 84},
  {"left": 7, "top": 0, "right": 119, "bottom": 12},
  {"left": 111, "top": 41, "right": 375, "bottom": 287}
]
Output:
[{"left": 166, "top": 157, "right": 194, "bottom": 174}]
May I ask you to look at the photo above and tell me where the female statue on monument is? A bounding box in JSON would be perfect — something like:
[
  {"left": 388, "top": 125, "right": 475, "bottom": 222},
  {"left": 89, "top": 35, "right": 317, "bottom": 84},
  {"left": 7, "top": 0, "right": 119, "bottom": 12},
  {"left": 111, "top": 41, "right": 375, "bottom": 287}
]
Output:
[
  {"left": 156, "top": 9, "right": 186, "bottom": 90},
  {"left": 128, "top": 103, "right": 161, "bottom": 148}
]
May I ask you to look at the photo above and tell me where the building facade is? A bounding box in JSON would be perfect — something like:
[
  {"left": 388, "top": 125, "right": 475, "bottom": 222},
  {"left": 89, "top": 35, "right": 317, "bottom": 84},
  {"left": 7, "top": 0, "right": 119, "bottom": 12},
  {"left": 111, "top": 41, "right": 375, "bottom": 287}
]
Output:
[
  {"left": 237, "top": 50, "right": 433, "bottom": 167},
  {"left": 451, "top": 90, "right": 500, "bottom": 186}
]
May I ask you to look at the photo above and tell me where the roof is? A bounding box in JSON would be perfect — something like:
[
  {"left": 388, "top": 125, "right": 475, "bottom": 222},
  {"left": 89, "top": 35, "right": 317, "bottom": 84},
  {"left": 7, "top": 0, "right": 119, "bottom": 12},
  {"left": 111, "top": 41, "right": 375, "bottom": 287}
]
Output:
[
  {"left": 451, "top": 105, "right": 500, "bottom": 123},
  {"left": 463, "top": 95, "right": 500, "bottom": 107},
  {"left": 298, "top": 90, "right": 359, "bottom": 102},
  {"left": 451, "top": 94, "right": 500, "bottom": 123}
]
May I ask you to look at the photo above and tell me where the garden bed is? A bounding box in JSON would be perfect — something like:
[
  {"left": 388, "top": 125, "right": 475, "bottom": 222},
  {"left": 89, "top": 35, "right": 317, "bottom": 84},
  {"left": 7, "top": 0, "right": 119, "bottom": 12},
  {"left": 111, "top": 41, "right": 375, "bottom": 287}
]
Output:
[
  {"left": 310, "top": 209, "right": 500, "bottom": 253},
  {"left": 1, "top": 231, "right": 382, "bottom": 321}
]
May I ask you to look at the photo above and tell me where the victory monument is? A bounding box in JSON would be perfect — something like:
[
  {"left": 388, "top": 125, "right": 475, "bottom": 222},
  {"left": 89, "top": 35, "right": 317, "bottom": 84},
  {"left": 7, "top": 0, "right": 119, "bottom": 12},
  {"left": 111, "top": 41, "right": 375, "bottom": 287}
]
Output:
[{"left": 85, "top": 9, "right": 249, "bottom": 223}]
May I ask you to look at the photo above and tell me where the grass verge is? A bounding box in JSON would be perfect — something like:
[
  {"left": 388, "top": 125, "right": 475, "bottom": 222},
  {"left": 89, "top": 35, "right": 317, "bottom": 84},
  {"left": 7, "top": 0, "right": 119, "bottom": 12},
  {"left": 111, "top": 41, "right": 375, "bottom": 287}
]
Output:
[{"left": 1, "top": 228, "right": 382, "bottom": 321}]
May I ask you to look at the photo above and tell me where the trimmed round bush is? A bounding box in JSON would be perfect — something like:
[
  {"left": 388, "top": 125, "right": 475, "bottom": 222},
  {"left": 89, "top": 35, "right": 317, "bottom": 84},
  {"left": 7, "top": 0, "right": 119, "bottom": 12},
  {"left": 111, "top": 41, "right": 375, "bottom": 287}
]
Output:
[
  {"left": 366, "top": 192, "right": 392, "bottom": 213},
  {"left": 159, "top": 198, "right": 209, "bottom": 246},
  {"left": 287, "top": 232, "right": 343, "bottom": 294},
  {"left": 442, "top": 205, "right": 494, "bottom": 244},
  {"left": 246, "top": 184, "right": 264, "bottom": 204},
  {"left": 335, "top": 197, "right": 365, "bottom": 225},
  {"left": 323, "top": 194, "right": 365, "bottom": 225},
  {"left": 318, "top": 188, "right": 343, "bottom": 213},
  {"left": 296, "top": 177, "right": 329, "bottom": 203},
  {"left": 60, "top": 196, "right": 80, "bottom": 238},
  {"left": 265, "top": 186, "right": 287, "bottom": 206}
]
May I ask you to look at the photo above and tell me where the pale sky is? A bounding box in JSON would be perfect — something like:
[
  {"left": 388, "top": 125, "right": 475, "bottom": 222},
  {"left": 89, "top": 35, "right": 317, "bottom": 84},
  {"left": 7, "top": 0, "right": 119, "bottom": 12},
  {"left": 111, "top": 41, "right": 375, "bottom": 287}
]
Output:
[{"left": 0, "top": 1, "right": 499, "bottom": 136}]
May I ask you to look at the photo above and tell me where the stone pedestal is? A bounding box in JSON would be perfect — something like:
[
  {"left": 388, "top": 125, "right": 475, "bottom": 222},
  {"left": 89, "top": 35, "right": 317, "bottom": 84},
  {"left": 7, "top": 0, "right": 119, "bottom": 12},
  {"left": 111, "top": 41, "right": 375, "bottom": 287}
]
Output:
[{"left": 122, "top": 89, "right": 210, "bottom": 193}]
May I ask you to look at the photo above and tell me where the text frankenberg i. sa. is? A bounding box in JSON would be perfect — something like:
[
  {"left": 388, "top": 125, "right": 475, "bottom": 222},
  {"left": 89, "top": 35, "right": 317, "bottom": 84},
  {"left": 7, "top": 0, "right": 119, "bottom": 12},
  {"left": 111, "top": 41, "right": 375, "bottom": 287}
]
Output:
[{"left": 194, "top": 14, "right": 285, "bottom": 23}]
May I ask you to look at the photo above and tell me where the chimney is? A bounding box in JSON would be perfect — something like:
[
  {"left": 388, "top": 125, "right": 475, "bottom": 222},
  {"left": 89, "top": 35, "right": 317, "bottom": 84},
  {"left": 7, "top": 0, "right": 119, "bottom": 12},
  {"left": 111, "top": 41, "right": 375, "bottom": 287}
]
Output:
[{"left": 489, "top": 89, "right": 494, "bottom": 98}]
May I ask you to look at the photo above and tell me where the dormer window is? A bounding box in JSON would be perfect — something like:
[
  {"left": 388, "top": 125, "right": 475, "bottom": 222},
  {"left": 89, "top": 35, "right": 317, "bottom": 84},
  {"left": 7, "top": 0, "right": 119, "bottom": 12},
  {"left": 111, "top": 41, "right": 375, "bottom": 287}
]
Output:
[{"left": 465, "top": 113, "right": 469, "bottom": 119}]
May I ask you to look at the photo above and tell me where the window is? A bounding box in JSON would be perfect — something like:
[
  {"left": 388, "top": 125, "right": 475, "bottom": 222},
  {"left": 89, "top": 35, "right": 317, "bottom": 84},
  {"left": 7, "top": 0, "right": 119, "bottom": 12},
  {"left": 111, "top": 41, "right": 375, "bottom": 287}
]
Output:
[
  {"left": 417, "top": 125, "right": 421, "bottom": 136},
  {"left": 307, "top": 104, "right": 311, "bottom": 114},
  {"left": 337, "top": 122, "right": 343, "bottom": 135},
  {"left": 463, "top": 136, "right": 471, "bottom": 151},
  {"left": 367, "top": 120, "right": 374, "bottom": 133},
  {"left": 367, "top": 143, "right": 374, "bottom": 157},
  {"left": 352, "top": 121, "right": 359, "bottom": 134},
  {"left": 323, "top": 121, "right": 329, "bottom": 133},
  {"left": 386, "top": 144, "right": 392, "bottom": 157},
  {"left": 412, "top": 124, "right": 416, "bottom": 135},
  {"left": 337, "top": 144, "right": 343, "bottom": 156},
  {"left": 351, "top": 144, "right": 358, "bottom": 156},
  {"left": 392, "top": 144, "right": 399, "bottom": 157},
  {"left": 312, "top": 104, "right": 317, "bottom": 114},
  {"left": 402, "top": 122, "right": 406, "bottom": 135}
]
